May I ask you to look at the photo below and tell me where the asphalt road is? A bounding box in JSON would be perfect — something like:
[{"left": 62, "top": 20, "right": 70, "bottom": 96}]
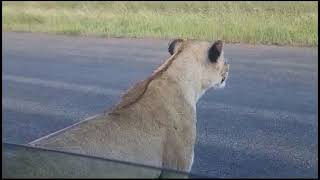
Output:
[{"left": 2, "top": 32, "right": 318, "bottom": 178}]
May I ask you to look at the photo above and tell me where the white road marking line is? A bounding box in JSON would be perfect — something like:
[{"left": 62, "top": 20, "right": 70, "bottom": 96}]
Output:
[
  {"left": 3, "top": 75, "right": 122, "bottom": 96},
  {"left": 198, "top": 101, "right": 317, "bottom": 126},
  {"left": 3, "top": 97, "right": 87, "bottom": 119}
]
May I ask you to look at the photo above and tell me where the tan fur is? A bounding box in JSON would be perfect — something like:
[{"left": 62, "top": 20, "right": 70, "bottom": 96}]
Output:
[
  {"left": 28, "top": 39, "right": 229, "bottom": 175},
  {"left": 110, "top": 40, "right": 186, "bottom": 113}
]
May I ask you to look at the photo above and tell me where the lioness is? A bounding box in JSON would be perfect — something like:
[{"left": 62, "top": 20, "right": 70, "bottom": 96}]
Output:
[{"left": 28, "top": 39, "right": 229, "bottom": 177}]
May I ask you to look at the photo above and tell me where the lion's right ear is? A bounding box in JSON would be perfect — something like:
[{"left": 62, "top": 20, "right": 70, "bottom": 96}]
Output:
[{"left": 168, "top": 39, "right": 184, "bottom": 55}]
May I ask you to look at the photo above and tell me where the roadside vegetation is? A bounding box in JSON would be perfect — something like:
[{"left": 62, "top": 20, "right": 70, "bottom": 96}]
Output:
[{"left": 2, "top": 1, "right": 318, "bottom": 46}]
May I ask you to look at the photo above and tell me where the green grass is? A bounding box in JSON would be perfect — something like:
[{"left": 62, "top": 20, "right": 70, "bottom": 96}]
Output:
[{"left": 2, "top": 1, "right": 318, "bottom": 46}]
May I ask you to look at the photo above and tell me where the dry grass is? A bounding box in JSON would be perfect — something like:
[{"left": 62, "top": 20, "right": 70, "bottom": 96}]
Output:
[{"left": 2, "top": 1, "right": 318, "bottom": 46}]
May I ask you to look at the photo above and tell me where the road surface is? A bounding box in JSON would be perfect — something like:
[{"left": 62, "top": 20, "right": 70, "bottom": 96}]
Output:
[{"left": 2, "top": 32, "right": 318, "bottom": 178}]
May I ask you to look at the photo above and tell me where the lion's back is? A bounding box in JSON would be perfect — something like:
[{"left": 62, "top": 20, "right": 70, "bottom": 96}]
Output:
[{"left": 29, "top": 113, "right": 164, "bottom": 168}]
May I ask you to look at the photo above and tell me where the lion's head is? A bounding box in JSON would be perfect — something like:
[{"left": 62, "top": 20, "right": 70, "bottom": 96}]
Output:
[
  {"left": 168, "top": 39, "right": 230, "bottom": 98},
  {"left": 111, "top": 38, "right": 230, "bottom": 112}
]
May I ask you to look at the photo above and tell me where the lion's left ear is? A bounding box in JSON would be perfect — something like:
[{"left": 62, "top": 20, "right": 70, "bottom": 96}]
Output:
[
  {"left": 208, "top": 40, "right": 223, "bottom": 62},
  {"left": 168, "top": 39, "right": 184, "bottom": 55}
]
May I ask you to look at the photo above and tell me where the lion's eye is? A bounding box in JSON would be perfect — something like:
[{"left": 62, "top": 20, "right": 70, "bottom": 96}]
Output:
[{"left": 221, "top": 76, "right": 226, "bottom": 83}]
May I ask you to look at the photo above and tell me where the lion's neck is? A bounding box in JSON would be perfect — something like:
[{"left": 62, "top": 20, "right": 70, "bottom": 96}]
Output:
[
  {"left": 111, "top": 52, "right": 204, "bottom": 124},
  {"left": 156, "top": 55, "right": 203, "bottom": 115}
]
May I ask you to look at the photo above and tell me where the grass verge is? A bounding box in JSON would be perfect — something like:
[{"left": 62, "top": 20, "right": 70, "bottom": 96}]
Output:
[{"left": 2, "top": 1, "right": 318, "bottom": 46}]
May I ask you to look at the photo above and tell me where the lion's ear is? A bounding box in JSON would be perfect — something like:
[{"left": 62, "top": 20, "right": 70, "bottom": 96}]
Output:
[
  {"left": 168, "top": 39, "right": 184, "bottom": 55},
  {"left": 208, "top": 40, "right": 223, "bottom": 62}
]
